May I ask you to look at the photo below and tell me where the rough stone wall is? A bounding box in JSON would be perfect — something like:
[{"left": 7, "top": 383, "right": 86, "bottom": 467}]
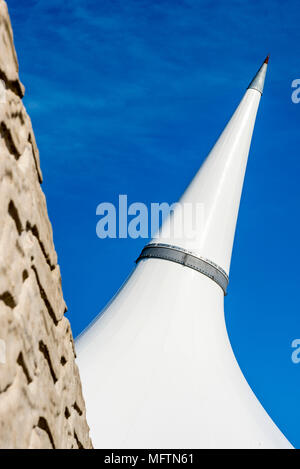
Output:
[{"left": 0, "top": 1, "right": 92, "bottom": 449}]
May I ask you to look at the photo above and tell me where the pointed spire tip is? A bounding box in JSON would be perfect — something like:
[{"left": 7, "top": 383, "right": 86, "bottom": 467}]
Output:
[{"left": 247, "top": 56, "right": 269, "bottom": 95}]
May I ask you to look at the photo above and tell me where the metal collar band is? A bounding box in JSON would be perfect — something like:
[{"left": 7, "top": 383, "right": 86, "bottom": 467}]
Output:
[{"left": 136, "top": 243, "right": 229, "bottom": 296}]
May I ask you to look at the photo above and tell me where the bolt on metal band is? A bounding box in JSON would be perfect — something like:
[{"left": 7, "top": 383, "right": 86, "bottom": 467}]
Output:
[{"left": 136, "top": 243, "right": 229, "bottom": 296}]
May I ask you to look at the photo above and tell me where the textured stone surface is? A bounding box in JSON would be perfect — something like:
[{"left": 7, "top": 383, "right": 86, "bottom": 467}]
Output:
[{"left": 0, "top": 1, "right": 92, "bottom": 449}]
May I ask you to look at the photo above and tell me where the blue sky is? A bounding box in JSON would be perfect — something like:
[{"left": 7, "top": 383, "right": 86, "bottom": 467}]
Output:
[{"left": 8, "top": 0, "right": 300, "bottom": 447}]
